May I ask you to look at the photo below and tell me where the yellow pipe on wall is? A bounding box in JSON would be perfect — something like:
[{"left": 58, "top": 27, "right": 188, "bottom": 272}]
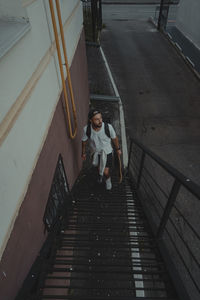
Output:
[{"left": 49, "top": 0, "right": 77, "bottom": 139}]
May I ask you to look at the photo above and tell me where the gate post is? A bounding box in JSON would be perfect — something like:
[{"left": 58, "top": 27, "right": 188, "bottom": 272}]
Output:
[{"left": 136, "top": 151, "right": 145, "bottom": 190}]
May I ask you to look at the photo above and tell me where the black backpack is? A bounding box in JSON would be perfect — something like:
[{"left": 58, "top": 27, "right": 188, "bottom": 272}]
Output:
[{"left": 86, "top": 122, "right": 111, "bottom": 139}]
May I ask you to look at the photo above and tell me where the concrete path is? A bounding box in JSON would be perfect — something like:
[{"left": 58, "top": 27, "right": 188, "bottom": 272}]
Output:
[{"left": 101, "top": 4, "right": 200, "bottom": 184}]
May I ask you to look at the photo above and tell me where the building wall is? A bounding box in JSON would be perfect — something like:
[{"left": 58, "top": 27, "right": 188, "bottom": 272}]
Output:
[
  {"left": 0, "top": 0, "right": 28, "bottom": 19},
  {"left": 0, "top": 0, "right": 89, "bottom": 298},
  {"left": 176, "top": 0, "right": 200, "bottom": 49},
  {"left": 0, "top": 31, "right": 89, "bottom": 299}
]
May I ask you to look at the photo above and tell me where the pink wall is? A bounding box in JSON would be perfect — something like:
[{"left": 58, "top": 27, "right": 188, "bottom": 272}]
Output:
[{"left": 0, "top": 30, "right": 89, "bottom": 300}]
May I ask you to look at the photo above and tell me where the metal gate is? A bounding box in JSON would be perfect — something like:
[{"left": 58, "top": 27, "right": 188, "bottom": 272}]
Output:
[{"left": 82, "top": 0, "right": 102, "bottom": 43}]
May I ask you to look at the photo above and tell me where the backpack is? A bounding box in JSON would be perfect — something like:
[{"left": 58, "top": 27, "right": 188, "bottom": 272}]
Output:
[{"left": 86, "top": 122, "right": 111, "bottom": 139}]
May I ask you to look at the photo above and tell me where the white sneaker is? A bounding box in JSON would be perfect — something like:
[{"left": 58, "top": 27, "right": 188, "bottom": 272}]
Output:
[
  {"left": 106, "top": 177, "right": 112, "bottom": 190},
  {"left": 98, "top": 175, "right": 103, "bottom": 183}
]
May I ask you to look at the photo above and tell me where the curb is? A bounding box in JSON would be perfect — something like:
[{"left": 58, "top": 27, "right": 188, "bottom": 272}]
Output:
[
  {"left": 100, "top": 46, "right": 129, "bottom": 168},
  {"left": 164, "top": 33, "right": 200, "bottom": 81},
  {"left": 90, "top": 94, "right": 120, "bottom": 102},
  {"left": 149, "top": 17, "right": 200, "bottom": 82}
]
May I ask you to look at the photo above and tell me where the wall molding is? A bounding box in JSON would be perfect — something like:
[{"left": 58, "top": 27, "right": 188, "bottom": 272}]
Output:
[{"left": 22, "top": 0, "right": 39, "bottom": 8}]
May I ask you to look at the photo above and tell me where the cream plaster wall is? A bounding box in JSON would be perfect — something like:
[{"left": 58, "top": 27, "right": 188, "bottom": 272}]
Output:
[
  {"left": 0, "top": 0, "right": 83, "bottom": 259},
  {"left": 0, "top": 0, "right": 28, "bottom": 19}
]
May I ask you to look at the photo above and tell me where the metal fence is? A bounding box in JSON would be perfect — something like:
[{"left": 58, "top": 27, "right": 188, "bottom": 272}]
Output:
[
  {"left": 82, "top": 0, "right": 102, "bottom": 43},
  {"left": 128, "top": 137, "right": 200, "bottom": 300},
  {"left": 43, "top": 155, "right": 71, "bottom": 232},
  {"left": 16, "top": 155, "right": 73, "bottom": 300}
]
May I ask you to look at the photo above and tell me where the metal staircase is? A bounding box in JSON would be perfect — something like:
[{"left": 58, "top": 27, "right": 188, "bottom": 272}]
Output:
[
  {"left": 16, "top": 138, "right": 200, "bottom": 300},
  {"left": 37, "top": 169, "right": 178, "bottom": 300}
]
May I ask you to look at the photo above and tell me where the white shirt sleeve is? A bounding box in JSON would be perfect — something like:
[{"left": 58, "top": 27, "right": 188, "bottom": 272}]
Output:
[
  {"left": 108, "top": 124, "right": 116, "bottom": 139},
  {"left": 82, "top": 125, "right": 88, "bottom": 141}
]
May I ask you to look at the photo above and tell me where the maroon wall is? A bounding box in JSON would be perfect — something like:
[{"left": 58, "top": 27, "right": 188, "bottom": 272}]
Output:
[{"left": 0, "top": 30, "right": 89, "bottom": 300}]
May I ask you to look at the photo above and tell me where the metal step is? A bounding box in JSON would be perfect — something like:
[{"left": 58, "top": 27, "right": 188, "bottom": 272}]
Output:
[{"left": 38, "top": 170, "right": 178, "bottom": 300}]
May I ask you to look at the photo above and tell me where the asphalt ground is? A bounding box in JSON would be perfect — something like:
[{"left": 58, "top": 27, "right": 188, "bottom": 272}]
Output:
[{"left": 99, "top": 5, "right": 200, "bottom": 185}]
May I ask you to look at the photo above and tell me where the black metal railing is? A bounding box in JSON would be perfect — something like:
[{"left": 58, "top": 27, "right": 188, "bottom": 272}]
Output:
[
  {"left": 128, "top": 137, "right": 200, "bottom": 300},
  {"left": 82, "top": 0, "right": 102, "bottom": 43},
  {"left": 16, "top": 155, "right": 73, "bottom": 300},
  {"left": 43, "top": 154, "right": 71, "bottom": 232}
]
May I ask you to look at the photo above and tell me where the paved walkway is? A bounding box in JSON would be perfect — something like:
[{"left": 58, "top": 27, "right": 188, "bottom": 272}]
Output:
[{"left": 99, "top": 4, "right": 200, "bottom": 185}]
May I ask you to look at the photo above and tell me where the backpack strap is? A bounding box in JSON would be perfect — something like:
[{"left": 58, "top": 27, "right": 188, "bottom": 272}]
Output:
[
  {"left": 86, "top": 122, "right": 111, "bottom": 139},
  {"left": 86, "top": 123, "right": 91, "bottom": 139},
  {"left": 104, "top": 122, "right": 111, "bottom": 138}
]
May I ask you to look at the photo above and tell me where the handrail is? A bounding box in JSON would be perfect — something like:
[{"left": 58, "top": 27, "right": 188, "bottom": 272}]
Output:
[
  {"left": 129, "top": 137, "right": 200, "bottom": 200},
  {"left": 128, "top": 137, "right": 200, "bottom": 300},
  {"left": 49, "top": 0, "right": 77, "bottom": 139}
]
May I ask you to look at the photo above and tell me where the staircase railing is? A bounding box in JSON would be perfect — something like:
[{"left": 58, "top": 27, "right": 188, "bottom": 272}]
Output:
[
  {"left": 16, "top": 155, "right": 73, "bottom": 300},
  {"left": 128, "top": 137, "right": 200, "bottom": 300}
]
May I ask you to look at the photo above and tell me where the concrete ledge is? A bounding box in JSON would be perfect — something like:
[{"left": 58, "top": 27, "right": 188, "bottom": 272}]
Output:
[
  {"left": 0, "top": 18, "right": 30, "bottom": 59},
  {"left": 90, "top": 94, "right": 120, "bottom": 102},
  {"left": 100, "top": 46, "right": 128, "bottom": 168},
  {"left": 86, "top": 41, "right": 100, "bottom": 48}
]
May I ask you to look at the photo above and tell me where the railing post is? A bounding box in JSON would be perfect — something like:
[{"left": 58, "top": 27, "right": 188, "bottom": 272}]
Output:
[
  {"left": 157, "top": 179, "right": 181, "bottom": 238},
  {"left": 157, "top": 0, "right": 164, "bottom": 30},
  {"left": 136, "top": 151, "right": 145, "bottom": 190},
  {"left": 98, "top": 0, "right": 102, "bottom": 30},
  {"left": 127, "top": 139, "right": 133, "bottom": 172}
]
